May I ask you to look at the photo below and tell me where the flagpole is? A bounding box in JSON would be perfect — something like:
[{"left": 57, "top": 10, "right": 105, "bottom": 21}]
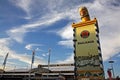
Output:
[
  {"left": 47, "top": 48, "right": 51, "bottom": 77},
  {"left": 2, "top": 52, "right": 9, "bottom": 78},
  {"left": 30, "top": 59, "right": 33, "bottom": 80},
  {"left": 29, "top": 50, "right": 35, "bottom": 80},
  {"left": 3, "top": 53, "right": 9, "bottom": 71}
]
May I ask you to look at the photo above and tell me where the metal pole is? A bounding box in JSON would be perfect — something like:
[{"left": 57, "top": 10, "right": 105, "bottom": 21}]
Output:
[
  {"left": 47, "top": 48, "right": 51, "bottom": 77},
  {"left": 2, "top": 53, "right": 9, "bottom": 78},
  {"left": 29, "top": 62, "right": 32, "bottom": 80},
  {"left": 29, "top": 50, "right": 35, "bottom": 80},
  {"left": 2, "top": 65, "right": 5, "bottom": 78},
  {"left": 30, "top": 62, "right": 33, "bottom": 80}
]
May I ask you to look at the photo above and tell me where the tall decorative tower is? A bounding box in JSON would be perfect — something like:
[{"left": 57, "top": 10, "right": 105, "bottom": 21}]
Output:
[{"left": 72, "top": 7, "right": 105, "bottom": 80}]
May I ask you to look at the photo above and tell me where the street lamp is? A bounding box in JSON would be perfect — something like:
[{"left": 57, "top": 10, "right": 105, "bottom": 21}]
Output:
[{"left": 108, "top": 60, "right": 115, "bottom": 78}]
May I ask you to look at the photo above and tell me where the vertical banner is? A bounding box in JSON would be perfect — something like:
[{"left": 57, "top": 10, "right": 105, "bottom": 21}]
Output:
[
  {"left": 72, "top": 19, "right": 104, "bottom": 80},
  {"left": 32, "top": 50, "right": 35, "bottom": 64}
]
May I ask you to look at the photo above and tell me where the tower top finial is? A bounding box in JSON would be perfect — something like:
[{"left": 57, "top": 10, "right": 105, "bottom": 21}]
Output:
[{"left": 78, "top": 6, "right": 90, "bottom": 22}]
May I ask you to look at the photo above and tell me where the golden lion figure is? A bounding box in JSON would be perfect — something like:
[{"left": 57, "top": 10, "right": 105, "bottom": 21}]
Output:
[{"left": 79, "top": 7, "right": 90, "bottom": 22}]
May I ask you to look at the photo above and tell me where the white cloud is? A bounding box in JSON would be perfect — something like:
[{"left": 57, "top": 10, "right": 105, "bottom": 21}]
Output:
[
  {"left": 41, "top": 52, "right": 50, "bottom": 57},
  {"left": 8, "top": 0, "right": 80, "bottom": 44},
  {"left": 57, "top": 24, "right": 73, "bottom": 40},
  {"left": 6, "top": 12, "right": 65, "bottom": 43},
  {"left": 57, "top": 53, "right": 74, "bottom": 64},
  {"left": 25, "top": 44, "right": 32, "bottom": 50},
  {"left": 7, "top": 28, "right": 26, "bottom": 43},
  {"left": 0, "top": 38, "right": 13, "bottom": 57},
  {"left": 42, "top": 54, "right": 46, "bottom": 57},
  {"left": 13, "top": 53, "right": 46, "bottom": 67},
  {"left": 25, "top": 43, "right": 43, "bottom": 50},
  {"left": 58, "top": 40, "right": 73, "bottom": 48},
  {"left": 36, "top": 48, "right": 42, "bottom": 51},
  {"left": 57, "top": 23, "right": 74, "bottom": 48},
  {"left": 10, "top": 0, "right": 32, "bottom": 18},
  {"left": 0, "top": 38, "right": 11, "bottom": 47}
]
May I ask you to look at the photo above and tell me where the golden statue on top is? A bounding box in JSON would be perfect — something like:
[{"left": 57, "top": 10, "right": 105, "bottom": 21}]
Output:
[{"left": 79, "top": 7, "right": 90, "bottom": 22}]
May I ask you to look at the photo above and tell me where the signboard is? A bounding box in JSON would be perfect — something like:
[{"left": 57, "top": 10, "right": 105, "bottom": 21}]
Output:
[
  {"left": 72, "top": 19, "right": 104, "bottom": 79},
  {"left": 76, "top": 24, "right": 100, "bottom": 70}
]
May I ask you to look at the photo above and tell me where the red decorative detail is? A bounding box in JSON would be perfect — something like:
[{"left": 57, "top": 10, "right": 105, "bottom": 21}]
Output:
[
  {"left": 107, "top": 69, "right": 112, "bottom": 80},
  {"left": 81, "top": 30, "right": 90, "bottom": 38}
]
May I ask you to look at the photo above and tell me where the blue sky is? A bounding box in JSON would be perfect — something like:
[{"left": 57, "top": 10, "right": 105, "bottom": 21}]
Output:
[{"left": 0, "top": 0, "right": 120, "bottom": 78}]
